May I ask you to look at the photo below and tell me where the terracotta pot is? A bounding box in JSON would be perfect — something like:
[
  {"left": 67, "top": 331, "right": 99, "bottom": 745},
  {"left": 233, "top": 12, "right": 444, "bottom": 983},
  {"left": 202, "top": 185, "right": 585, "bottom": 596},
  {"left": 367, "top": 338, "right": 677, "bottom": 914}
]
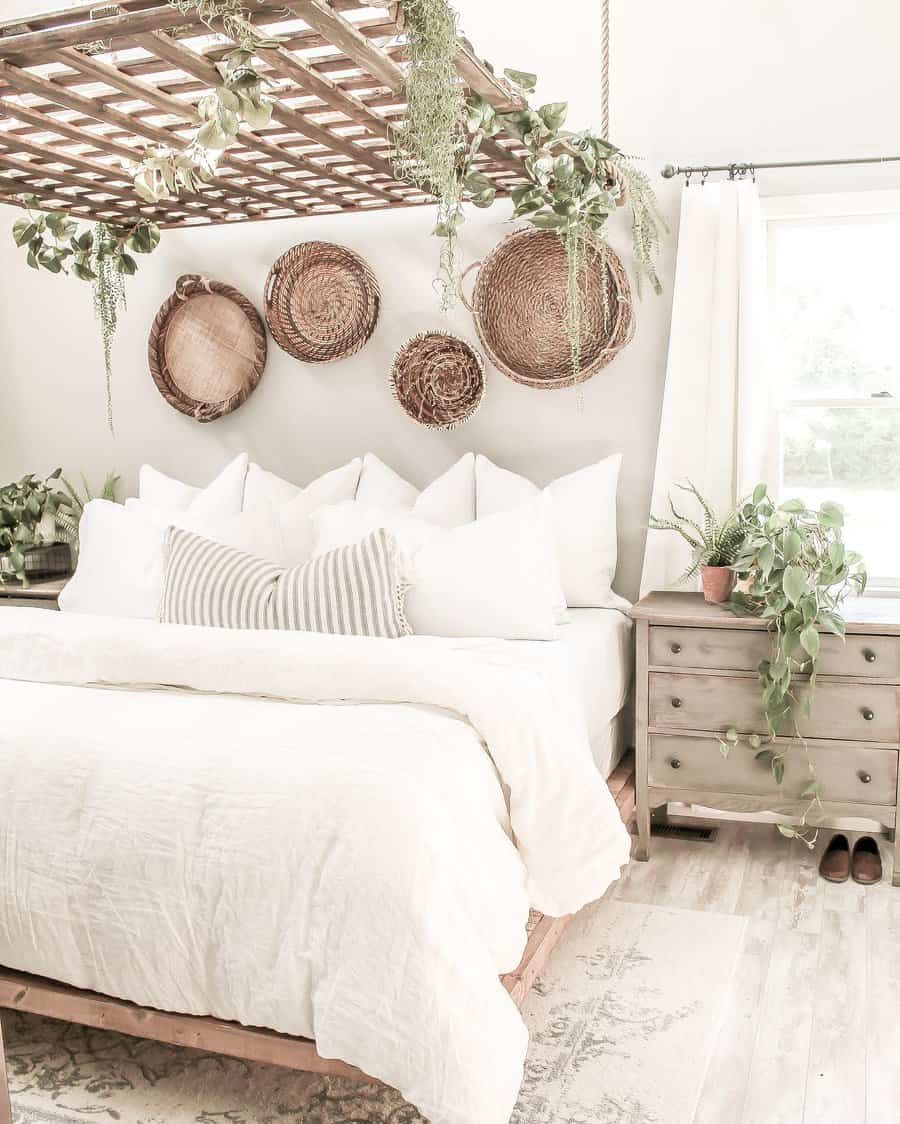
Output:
[{"left": 701, "top": 565, "right": 735, "bottom": 604}]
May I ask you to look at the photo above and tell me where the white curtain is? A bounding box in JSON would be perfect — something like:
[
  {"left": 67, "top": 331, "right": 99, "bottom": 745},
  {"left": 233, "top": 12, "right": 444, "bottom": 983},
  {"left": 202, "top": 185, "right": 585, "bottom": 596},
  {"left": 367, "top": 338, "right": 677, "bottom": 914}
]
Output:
[{"left": 640, "top": 179, "right": 771, "bottom": 596}]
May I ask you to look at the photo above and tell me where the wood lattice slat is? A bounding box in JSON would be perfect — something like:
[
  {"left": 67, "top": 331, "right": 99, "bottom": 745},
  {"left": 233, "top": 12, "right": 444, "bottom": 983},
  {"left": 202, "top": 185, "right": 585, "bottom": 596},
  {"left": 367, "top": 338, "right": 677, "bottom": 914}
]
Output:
[{"left": 0, "top": 0, "right": 529, "bottom": 228}]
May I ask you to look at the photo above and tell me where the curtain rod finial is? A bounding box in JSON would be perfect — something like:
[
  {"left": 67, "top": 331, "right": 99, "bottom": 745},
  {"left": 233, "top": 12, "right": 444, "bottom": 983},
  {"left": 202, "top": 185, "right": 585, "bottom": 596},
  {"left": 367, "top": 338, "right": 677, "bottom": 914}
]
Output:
[{"left": 661, "top": 164, "right": 677, "bottom": 179}]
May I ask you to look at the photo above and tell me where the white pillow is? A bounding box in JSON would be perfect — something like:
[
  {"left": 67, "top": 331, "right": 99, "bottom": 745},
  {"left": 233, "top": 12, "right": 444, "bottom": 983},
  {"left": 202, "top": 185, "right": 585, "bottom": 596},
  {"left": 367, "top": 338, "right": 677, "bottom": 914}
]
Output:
[
  {"left": 243, "top": 458, "right": 361, "bottom": 512},
  {"left": 125, "top": 499, "right": 286, "bottom": 564},
  {"left": 355, "top": 453, "right": 475, "bottom": 527},
  {"left": 475, "top": 454, "right": 625, "bottom": 608},
  {"left": 310, "top": 498, "right": 560, "bottom": 640},
  {"left": 137, "top": 452, "right": 248, "bottom": 516},
  {"left": 59, "top": 499, "right": 283, "bottom": 619},
  {"left": 243, "top": 458, "right": 362, "bottom": 563}
]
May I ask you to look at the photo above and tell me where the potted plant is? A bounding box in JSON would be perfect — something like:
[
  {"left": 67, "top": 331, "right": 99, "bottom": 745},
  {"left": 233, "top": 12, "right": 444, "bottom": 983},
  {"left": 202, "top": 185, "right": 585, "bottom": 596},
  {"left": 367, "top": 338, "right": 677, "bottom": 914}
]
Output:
[
  {"left": 648, "top": 481, "right": 747, "bottom": 602},
  {"left": 0, "top": 469, "right": 71, "bottom": 586}
]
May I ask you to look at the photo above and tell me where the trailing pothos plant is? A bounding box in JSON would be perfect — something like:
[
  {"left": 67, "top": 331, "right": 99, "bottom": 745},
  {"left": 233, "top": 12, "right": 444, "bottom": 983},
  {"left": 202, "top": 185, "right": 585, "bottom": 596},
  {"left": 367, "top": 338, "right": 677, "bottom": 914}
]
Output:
[
  {"left": 12, "top": 199, "right": 161, "bottom": 430},
  {"left": 132, "top": 5, "right": 278, "bottom": 204},
  {"left": 721, "top": 484, "right": 867, "bottom": 845},
  {"left": 0, "top": 469, "right": 68, "bottom": 586},
  {"left": 393, "top": 0, "right": 666, "bottom": 374}
]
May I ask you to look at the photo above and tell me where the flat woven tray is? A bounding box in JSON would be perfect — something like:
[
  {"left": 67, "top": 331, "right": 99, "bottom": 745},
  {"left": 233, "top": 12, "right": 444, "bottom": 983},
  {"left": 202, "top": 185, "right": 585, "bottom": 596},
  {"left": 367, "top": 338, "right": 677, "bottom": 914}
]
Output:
[
  {"left": 264, "top": 241, "right": 381, "bottom": 363},
  {"left": 148, "top": 275, "right": 267, "bottom": 422},
  {"left": 391, "top": 331, "right": 484, "bottom": 430},
  {"left": 461, "top": 227, "right": 634, "bottom": 388}
]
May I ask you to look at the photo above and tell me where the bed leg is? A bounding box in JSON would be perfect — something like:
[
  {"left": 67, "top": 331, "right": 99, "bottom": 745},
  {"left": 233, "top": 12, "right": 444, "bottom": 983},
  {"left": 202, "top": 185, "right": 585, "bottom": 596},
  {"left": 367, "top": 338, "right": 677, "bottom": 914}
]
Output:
[{"left": 0, "top": 1016, "right": 12, "bottom": 1124}]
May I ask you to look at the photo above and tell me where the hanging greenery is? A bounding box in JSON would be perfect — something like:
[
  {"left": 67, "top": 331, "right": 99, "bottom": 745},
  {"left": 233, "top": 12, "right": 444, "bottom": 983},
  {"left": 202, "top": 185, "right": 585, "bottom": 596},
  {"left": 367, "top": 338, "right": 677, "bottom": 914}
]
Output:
[
  {"left": 11, "top": 198, "right": 161, "bottom": 429},
  {"left": 132, "top": 4, "right": 278, "bottom": 204},
  {"left": 394, "top": 0, "right": 666, "bottom": 376}
]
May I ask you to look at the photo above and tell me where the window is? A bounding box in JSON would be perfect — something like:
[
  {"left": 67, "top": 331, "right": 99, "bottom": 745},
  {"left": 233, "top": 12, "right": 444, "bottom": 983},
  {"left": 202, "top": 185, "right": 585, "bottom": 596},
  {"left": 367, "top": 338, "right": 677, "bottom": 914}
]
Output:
[{"left": 765, "top": 193, "right": 900, "bottom": 592}]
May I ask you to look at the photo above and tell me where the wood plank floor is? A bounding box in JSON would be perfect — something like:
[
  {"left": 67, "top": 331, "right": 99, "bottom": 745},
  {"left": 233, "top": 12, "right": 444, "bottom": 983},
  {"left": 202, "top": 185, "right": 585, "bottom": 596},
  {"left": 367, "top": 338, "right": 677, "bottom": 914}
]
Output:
[{"left": 608, "top": 821, "right": 900, "bottom": 1124}]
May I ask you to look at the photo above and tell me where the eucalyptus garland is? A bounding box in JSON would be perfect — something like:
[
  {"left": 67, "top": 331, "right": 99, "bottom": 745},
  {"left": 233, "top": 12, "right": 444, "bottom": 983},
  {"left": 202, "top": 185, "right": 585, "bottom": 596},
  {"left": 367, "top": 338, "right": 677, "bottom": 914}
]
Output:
[
  {"left": 11, "top": 199, "right": 160, "bottom": 430},
  {"left": 132, "top": 3, "right": 277, "bottom": 204}
]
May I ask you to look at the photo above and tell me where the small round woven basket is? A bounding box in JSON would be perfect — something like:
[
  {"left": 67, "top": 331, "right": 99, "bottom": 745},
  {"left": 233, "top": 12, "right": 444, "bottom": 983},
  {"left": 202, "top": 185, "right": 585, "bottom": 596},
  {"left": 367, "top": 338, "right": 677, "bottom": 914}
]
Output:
[
  {"left": 461, "top": 227, "right": 634, "bottom": 389},
  {"left": 390, "top": 331, "right": 485, "bottom": 430},
  {"left": 148, "top": 274, "right": 267, "bottom": 422},
  {"left": 264, "top": 241, "right": 381, "bottom": 363}
]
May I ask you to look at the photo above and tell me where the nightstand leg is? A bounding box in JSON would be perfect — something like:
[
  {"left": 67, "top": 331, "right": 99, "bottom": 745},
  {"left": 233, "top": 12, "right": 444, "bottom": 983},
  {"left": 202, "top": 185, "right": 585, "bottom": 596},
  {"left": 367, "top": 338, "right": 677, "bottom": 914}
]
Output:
[
  {"left": 633, "top": 619, "right": 651, "bottom": 862},
  {"left": 892, "top": 832, "right": 900, "bottom": 887},
  {"left": 0, "top": 1016, "right": 11, "bottom": 1124}
]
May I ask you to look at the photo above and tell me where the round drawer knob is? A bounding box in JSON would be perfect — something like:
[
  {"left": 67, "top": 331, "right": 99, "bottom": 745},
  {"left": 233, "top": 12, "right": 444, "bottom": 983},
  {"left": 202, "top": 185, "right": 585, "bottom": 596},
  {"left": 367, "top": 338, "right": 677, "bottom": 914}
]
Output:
[
  {"left": 859, "top": 771, "right": 872, "bottom": 784},
  {"left": 864, "top": 649, "right": 877, "bottom": 663},
  {"left": 670, "top": 642, "right": 683, "bottom": 654},
  {"left": 671, "top": 697, "right": 683, "bottom": 709},
  {"left": 862, "top": 708, "right": 875, "bottom": 722},
  {"left": 670, "top": 758, "right": 682, "bottom": 770}
]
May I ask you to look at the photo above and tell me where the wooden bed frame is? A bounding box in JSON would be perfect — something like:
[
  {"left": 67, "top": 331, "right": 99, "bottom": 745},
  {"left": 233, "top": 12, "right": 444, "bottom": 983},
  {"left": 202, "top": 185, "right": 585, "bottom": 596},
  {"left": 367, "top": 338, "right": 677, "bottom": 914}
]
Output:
[{"left": 0, "top": 755, "right": 635, "bottom": 1123}]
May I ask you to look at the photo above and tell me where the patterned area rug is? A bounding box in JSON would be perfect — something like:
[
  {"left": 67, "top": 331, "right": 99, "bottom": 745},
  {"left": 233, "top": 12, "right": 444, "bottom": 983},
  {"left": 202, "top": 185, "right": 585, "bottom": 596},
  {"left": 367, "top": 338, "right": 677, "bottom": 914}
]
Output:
[{"left": 4, "top": 901, "right": 744, "bottom": 1124}]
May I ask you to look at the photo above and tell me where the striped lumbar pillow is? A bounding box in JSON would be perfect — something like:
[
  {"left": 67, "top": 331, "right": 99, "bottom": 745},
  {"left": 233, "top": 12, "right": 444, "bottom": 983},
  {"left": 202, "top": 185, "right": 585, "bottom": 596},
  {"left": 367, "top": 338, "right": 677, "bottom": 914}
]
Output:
[{"left": 160, "top": 525, "right": 410, "bottom": 638}]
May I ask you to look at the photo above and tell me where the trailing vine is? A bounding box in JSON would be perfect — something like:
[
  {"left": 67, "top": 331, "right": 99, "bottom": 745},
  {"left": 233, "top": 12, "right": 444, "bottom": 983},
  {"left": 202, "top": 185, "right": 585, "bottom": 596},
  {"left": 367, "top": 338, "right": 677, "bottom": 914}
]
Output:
[
  {"left": 724, "top": 486, "right": 867, "bottom": 846},
  {"left": 12, "top": 198, "right": 160, "bottom": 430}
]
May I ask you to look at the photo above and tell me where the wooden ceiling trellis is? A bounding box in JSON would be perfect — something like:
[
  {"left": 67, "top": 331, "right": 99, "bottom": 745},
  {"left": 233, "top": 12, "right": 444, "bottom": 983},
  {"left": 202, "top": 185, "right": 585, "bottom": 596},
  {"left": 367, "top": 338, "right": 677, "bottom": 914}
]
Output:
[{"left": 0, "top": 0, "right": 530, "bottom": 228}]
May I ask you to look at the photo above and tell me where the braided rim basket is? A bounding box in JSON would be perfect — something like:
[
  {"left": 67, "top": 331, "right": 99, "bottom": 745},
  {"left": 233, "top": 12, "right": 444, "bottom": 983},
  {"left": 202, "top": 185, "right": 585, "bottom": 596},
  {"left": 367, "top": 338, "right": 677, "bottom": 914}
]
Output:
[
  {"left": 264, "top": 241, "right": 381, "bottom": 363},
  {"left": 461, "top": 227, "right": 635, "bottom": 388},
  {"left": 391, "top": 331, "right": 485, "bottom": 430},
  {"left": 148, "top": 274, "right": 267, "bottom": 423}
]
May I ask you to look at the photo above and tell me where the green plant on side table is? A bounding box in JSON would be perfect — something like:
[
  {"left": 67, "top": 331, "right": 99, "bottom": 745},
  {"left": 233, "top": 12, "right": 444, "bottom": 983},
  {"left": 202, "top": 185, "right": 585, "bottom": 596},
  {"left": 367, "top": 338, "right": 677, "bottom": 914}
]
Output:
[
  {"left": 0, "top": 469, "right": 69, "bottom": 586},
  {"left": 648, "top": 480, "right": 747, "bottom": 603},
  {"left": 649, "top": 480, "right": 867, "bottom": 846}
]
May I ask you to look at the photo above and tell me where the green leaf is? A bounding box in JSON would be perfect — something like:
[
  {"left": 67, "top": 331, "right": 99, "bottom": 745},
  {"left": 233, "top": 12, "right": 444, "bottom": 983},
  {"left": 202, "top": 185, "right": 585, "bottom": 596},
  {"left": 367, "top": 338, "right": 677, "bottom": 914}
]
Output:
[
  {"left": 776, "top": 824, "right": 797, "bottom": 838},
  {"left": 503, "top": 67, "right": 537, "bottom": 93},
  {"left": 538, "top": 101, "right": 568, "bottom": 132},
  {"left": 819, "top": 500, "right": 844, "bottom": 528},
  {"left": 783, "top": 528, "right": 802, "bottom": 562},
  {"left": 752, "top": 482, "right": 768, "bottom": 505},
  {"left": 748, "top": 733, "right": 762, "bottom": 749},
  {"left": 725, "top": 726, "right": 739, "bottom": 744},
  {"left": 528, "top": 212, "right": 566, "bottom": 230},
  {"left": 772, "top": 757, "right": 785, "bottom": 785},
  {"left": 782, "top": 565, "right": 807, "bottom": 606},
  {"left": 800, "top": 624, "right": 820, "bottom": 659},
  {"left": 13, "top": 219, "right": 38, "bottom": 247},
  {"left": 779, "top": 498, "right": 806, "bottom": 514},
  {"left": 718, "top": 739, "right": 731, "bottom": 759}
]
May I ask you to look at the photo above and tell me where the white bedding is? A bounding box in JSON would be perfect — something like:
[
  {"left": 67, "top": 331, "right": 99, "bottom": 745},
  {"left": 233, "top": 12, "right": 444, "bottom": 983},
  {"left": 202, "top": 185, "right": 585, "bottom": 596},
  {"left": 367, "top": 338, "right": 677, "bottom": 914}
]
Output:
[{"left": 0, "top": 610, "right": 631, "bottom": 1124}]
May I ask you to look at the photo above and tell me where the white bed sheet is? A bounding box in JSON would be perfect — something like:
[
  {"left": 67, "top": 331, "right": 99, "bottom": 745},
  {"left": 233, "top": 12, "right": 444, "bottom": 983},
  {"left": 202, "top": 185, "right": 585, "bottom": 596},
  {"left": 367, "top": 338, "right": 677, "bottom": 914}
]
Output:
[{"left": 520, "top": 607, "right": 633, "bottom": 776}]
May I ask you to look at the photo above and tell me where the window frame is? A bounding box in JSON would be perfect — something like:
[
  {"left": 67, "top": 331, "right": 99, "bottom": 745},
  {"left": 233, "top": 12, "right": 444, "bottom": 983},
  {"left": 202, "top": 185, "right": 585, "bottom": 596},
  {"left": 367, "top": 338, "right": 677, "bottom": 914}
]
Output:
[{"left": 762, "top": 190, "right": 900, "bottom": 595}]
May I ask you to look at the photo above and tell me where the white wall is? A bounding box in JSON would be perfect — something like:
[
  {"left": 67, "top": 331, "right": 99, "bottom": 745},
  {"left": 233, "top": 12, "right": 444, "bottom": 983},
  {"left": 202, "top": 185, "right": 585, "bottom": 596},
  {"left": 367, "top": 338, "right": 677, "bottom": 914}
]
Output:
[{"left": 2, "top": 0, "right": 899, "bottom": 598}]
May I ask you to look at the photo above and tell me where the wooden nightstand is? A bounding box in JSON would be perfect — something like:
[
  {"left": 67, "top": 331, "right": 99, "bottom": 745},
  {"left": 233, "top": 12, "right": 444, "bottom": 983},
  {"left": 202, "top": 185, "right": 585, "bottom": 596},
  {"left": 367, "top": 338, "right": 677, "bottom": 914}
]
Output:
[
  {"left": 631, "top": 591, "right": 900, "bottom": 885},
  {"left": 0, "top": 576, "right": 67, "bottom": 610}
]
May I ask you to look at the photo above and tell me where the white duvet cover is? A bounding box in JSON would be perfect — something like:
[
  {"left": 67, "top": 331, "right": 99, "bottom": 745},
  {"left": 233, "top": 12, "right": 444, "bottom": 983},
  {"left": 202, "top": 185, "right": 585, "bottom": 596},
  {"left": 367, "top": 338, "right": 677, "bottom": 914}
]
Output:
[{"left": 0, "top": 610, "right": 631, "bottom": 1124}]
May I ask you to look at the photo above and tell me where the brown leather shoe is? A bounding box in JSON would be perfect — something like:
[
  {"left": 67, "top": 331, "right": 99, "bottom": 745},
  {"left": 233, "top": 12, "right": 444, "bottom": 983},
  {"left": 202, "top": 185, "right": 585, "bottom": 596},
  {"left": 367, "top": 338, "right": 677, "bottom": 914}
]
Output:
[
  {"left": 819, "top": 833, "right": 850, "bottom": 882},
  {"left": 851, "top": 836, "right": 882, "bottom": 885}
]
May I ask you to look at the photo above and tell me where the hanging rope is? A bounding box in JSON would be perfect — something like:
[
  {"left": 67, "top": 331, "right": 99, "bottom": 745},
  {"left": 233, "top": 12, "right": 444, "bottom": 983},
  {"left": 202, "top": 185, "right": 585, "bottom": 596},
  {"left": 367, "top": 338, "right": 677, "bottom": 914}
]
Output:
[{"left": 600, "top": 0, "right": 610, "bottom": 138}]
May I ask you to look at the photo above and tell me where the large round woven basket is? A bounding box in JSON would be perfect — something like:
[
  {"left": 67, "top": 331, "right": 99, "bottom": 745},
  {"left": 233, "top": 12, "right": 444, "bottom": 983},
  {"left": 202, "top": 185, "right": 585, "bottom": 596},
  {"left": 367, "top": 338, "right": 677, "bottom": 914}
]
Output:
[
  {"left": 264, "top": 241, "right": 380, "bottom": 363},
  {"left": 391, "top": 332, "right": 485, "bottom": 430},
  {"left": 148, "top": 275, "right": 267, "bottom": 422},
  {"left": 461, "top": 228, "right": 634, "bottom": 388}
]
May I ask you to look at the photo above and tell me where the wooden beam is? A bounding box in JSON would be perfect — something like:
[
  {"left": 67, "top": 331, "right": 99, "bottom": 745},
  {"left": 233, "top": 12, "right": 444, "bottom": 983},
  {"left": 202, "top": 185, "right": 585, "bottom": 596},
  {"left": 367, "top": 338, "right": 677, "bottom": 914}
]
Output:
[
  {"left": 0, "top": 100, "right": 138, "bottom": 166},
  {"left": 0, "top": 7, "right": 191, "bottom": 65},
  {"left": 453, "top": 44, "right": 525, "bottom": 114},
  {"left": 258, "top": 44, "right": 394, "bottom": 144},
  {"left": 282, "top": 0, "right": 405, "bottom": 93}
]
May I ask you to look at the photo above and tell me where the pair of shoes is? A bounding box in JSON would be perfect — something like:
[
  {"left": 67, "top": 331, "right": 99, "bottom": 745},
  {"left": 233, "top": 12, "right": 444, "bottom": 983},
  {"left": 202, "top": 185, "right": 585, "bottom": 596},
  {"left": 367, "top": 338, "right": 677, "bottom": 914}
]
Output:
[{"left": 819, "top": 833, "right": 882, "bottom": 884}]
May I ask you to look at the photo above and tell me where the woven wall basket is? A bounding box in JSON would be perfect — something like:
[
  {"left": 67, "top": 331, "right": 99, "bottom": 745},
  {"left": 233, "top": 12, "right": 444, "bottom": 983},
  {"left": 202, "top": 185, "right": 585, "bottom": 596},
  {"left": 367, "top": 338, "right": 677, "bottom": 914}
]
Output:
[
  {"left": 391, "top": 331, "right": 485, "bottom": 430},
  {"left": 461, "top": 227, "right": 635, "bottom": 389},
  {"left": 148, "top": 275, "right": 267, "bottom": 422},
  {"left": 264, "top": 241, "right": 381, "bottom": 363}
]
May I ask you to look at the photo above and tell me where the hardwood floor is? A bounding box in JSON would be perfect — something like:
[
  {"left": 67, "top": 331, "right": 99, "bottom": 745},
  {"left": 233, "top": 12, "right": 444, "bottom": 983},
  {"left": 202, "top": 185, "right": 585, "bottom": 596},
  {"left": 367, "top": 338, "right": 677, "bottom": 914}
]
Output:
[{"left": 609, "top": 822, "right": 900, "bottom": 1124}]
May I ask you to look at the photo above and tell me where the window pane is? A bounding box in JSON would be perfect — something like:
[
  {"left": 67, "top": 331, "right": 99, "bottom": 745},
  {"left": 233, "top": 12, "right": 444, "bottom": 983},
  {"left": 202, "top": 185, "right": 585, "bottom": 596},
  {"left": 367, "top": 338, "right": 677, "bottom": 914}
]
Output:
[
  {"left": 771, "top": 216, "right": 900, "bottom": 399},
  {"left": 781, "top": 405, "right": 900, "bottom": 585}
]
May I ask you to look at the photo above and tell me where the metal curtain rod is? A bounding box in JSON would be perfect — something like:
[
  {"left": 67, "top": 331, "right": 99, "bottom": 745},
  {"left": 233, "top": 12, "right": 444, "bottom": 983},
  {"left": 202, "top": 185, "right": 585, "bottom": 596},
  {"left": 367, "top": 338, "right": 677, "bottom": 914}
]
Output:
[{"left": 661, "top": 155, "right": 900, "bottom": 181}]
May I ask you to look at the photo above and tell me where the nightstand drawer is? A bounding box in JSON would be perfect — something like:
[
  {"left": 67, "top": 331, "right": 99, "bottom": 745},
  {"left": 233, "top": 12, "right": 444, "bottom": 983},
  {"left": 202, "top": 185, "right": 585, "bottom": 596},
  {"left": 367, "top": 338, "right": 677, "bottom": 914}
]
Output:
[
  {"left": 649, "top": 626, "right": 900, "bottom": 678},
  {"left": 649, "top": 734, "right": 898, "bottom": 806},
  {"left": 649, "top": 671, "right": 899, "bottom": 743}
]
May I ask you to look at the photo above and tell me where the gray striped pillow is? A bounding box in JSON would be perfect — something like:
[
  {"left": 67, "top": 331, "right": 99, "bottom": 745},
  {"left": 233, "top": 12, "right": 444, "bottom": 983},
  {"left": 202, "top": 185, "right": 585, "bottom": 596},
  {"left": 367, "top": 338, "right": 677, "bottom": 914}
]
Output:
[{"left": 160, "top": 526, "right": 411, "bottom": 638}]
